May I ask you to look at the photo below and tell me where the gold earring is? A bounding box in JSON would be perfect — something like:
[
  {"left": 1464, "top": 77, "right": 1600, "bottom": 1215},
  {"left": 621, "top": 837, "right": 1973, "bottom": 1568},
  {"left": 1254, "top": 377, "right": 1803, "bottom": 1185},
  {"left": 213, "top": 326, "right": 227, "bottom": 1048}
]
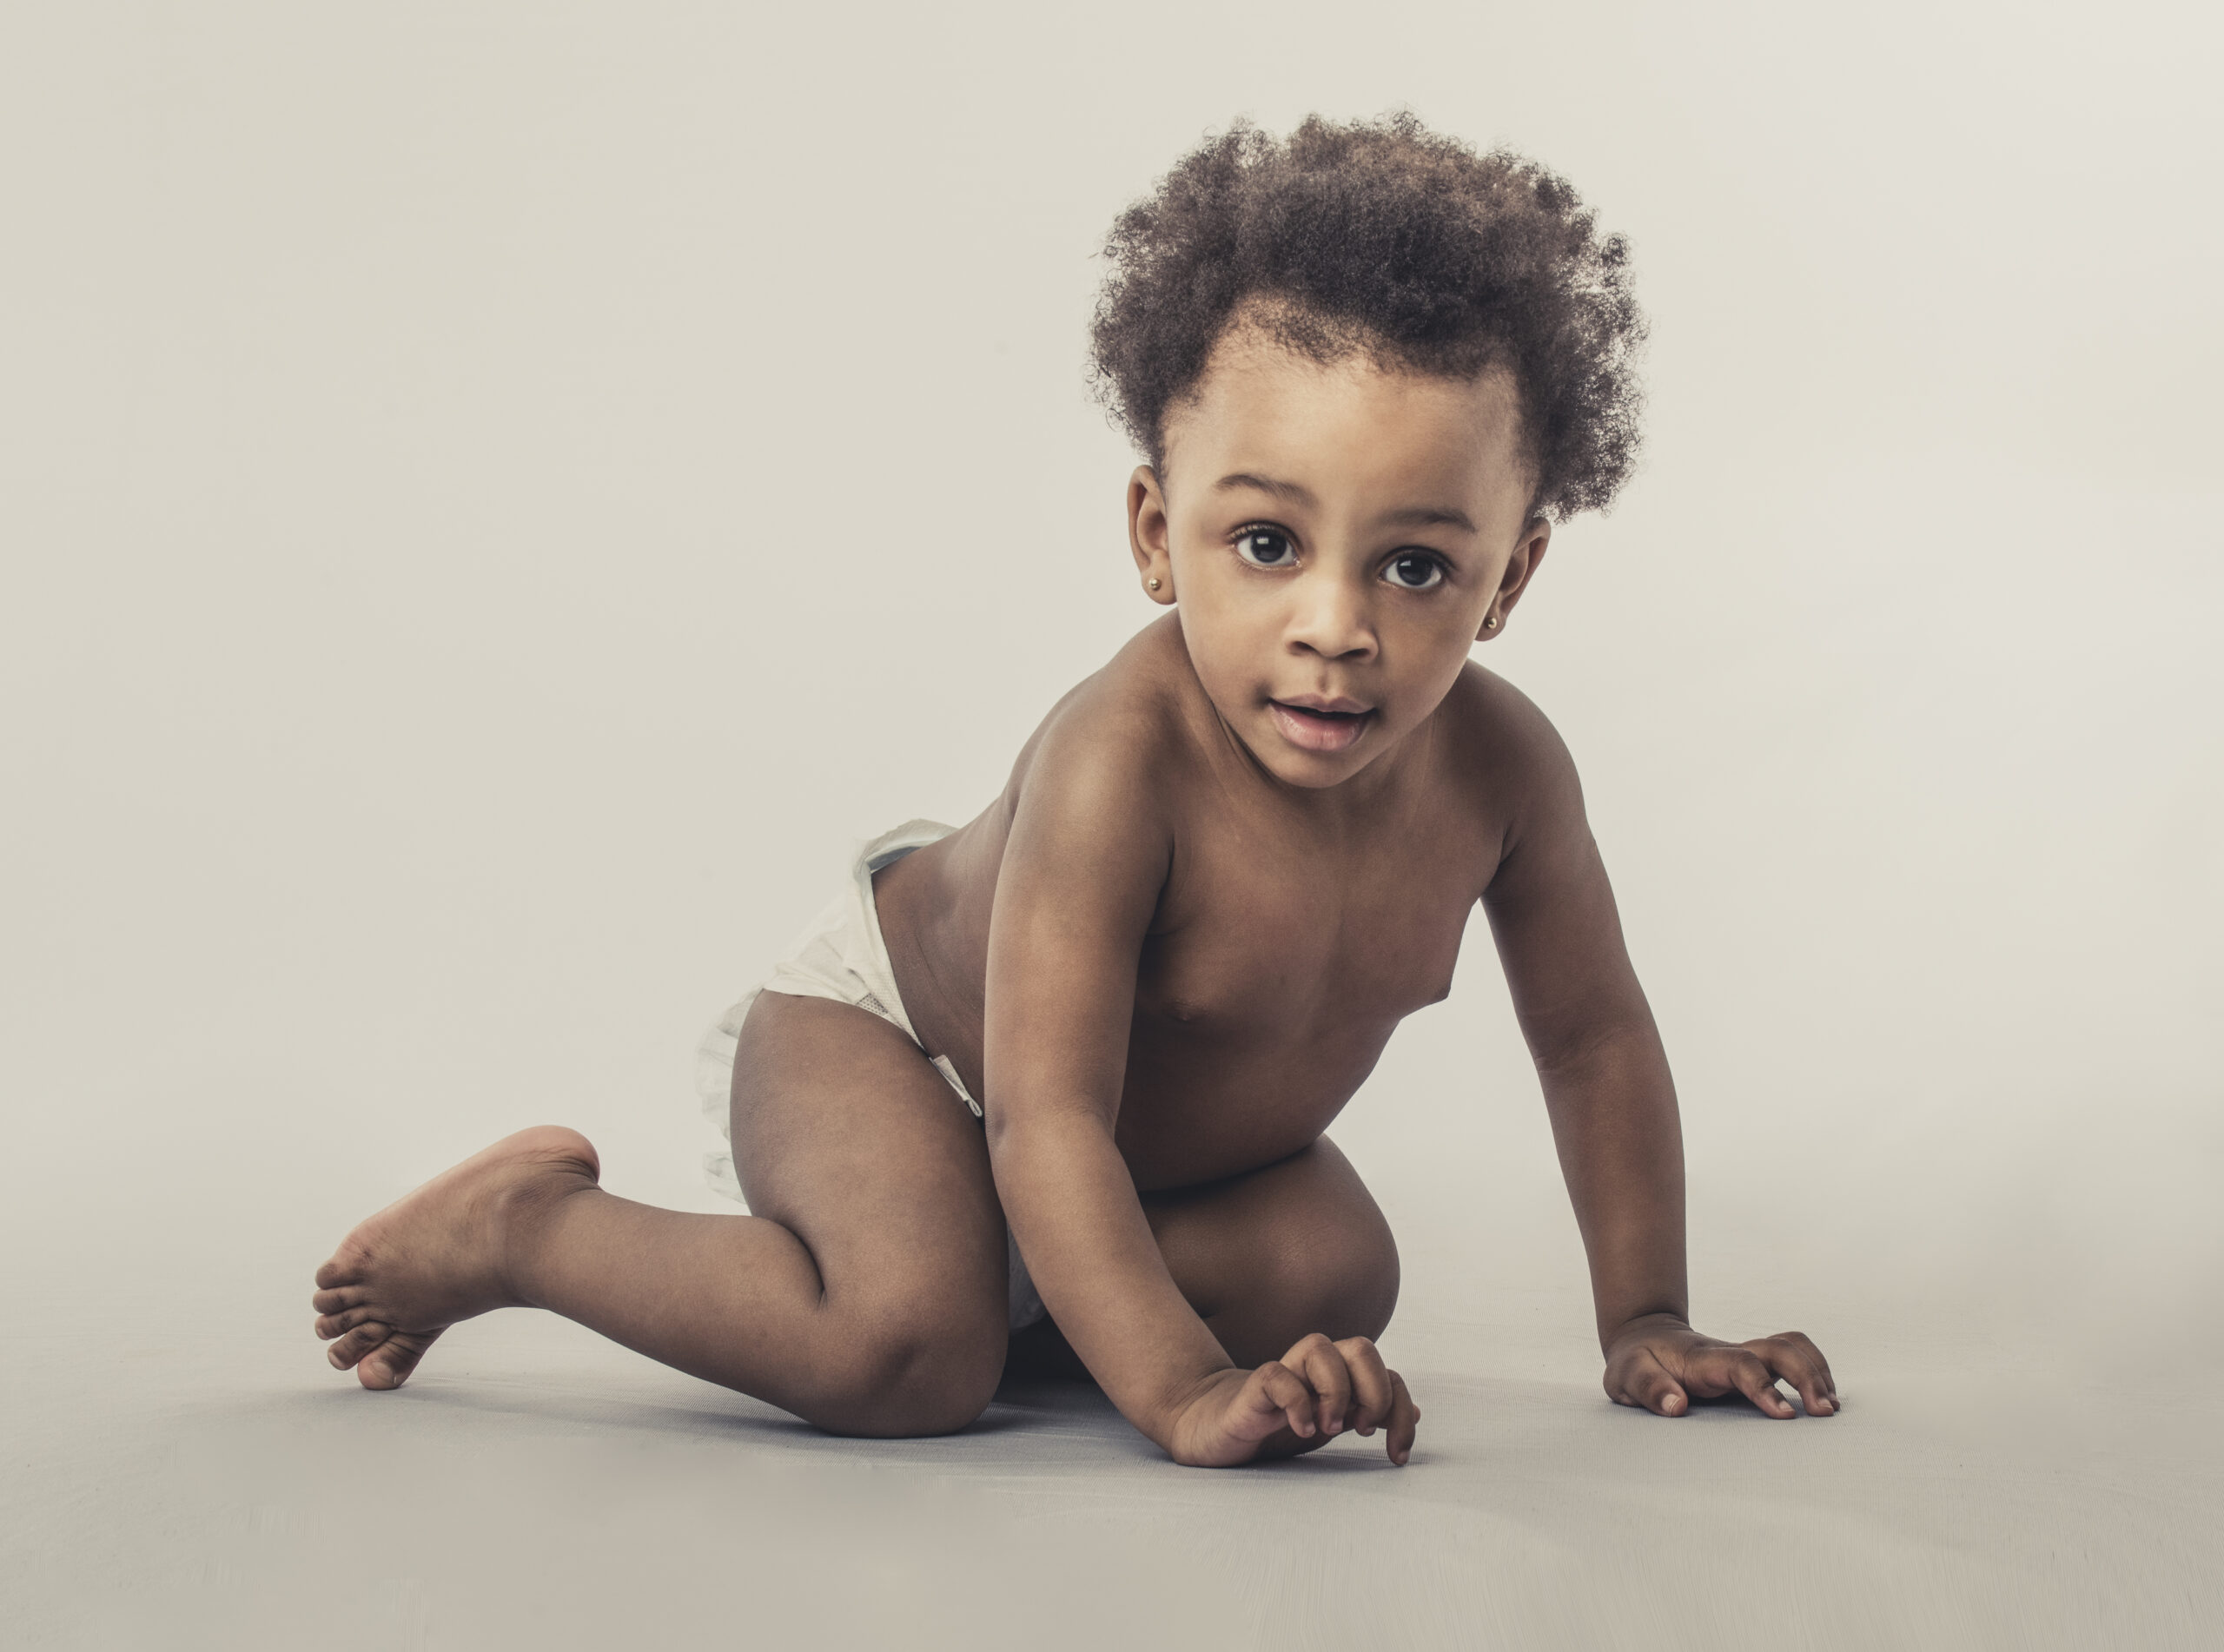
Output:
[
  {"left": 1483, "top": 613, "right": 1499, "bottom": 631},
  {"left": 1148, "top": 578, "right": 1162, "bottom": 591}
]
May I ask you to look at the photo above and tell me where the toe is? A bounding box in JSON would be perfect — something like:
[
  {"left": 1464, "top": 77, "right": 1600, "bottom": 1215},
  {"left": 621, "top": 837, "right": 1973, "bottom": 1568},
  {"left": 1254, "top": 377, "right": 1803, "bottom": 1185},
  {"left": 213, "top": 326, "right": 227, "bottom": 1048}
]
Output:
[
  {"left": 326, "top": 1322, "right": 394, "bottom": 1370},
  {"left": 357, "top": 1330, "right": 441, "bottom": 1390},
  {"left": 315, "top": 1305, "right": 383, "bottom": 1341},
  {"left": 314, "top": 1243, "right": 377, "bottom": 1292}
]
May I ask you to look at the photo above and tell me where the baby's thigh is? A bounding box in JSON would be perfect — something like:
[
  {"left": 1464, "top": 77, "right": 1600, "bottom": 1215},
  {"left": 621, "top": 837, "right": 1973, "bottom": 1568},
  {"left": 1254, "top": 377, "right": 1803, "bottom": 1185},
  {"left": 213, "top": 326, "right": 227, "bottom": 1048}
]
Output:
[
  {"left": 1142, "top": 1138, "right": 1400, "bottom": 1367},
  {"left": 731, "top": 991, "right": 1007, "bottom": 1348}
]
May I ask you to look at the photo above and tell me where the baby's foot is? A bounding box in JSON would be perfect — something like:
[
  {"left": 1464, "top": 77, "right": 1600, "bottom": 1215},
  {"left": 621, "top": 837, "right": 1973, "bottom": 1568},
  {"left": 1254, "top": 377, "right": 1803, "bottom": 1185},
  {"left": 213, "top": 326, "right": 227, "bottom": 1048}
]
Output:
[{"left": 311, "top": 1125, "right": 600, "bottom": 1390}]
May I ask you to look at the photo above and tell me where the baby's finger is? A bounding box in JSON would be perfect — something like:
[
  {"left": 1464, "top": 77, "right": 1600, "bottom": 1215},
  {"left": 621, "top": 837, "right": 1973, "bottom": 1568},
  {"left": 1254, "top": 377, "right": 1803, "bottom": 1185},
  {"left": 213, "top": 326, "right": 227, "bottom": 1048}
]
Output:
[
  {"left": 1749, "top": 1334, "right": 1836, "bottom": 1416},
  {"left": 1611, "top": 1350, "right": 1690, "bottom": 1417},
  {"left": 1765, "top": 1331, "right": 1838, "bottom": 1407},
  {"left": 1716, "top": 1349, "right": 1796, "bottom": 1417},
  {"left": 1248, "top": 1359, "right": 1317, "bottom": 1439},
  {"left": 1282, "top": 1333, "right": 1353, "bottom": 1435},
  {"left": 1335, "top": 1337, "right": 1395, "bottom": 1436},
  {"left": 1384, "top": 1370, "right": 1420, "bottom": 1465}
]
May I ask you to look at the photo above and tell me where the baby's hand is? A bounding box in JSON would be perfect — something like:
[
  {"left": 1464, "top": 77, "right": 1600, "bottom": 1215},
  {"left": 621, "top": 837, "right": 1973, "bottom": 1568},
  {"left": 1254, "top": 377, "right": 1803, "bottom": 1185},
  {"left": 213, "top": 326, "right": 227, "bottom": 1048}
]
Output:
[
  {"left": 1167, "top": 1333, "right": 1420, "bottom": 1468},
  {"left": 1604, "top": 1313, "right": 1837, "bottom": 1418}
]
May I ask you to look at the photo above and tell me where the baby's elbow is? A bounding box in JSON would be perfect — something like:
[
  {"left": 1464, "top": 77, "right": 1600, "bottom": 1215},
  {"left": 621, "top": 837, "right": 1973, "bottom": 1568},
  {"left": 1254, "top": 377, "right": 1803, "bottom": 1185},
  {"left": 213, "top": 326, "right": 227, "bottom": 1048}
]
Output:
[
  {"left": 983, "top": 1094, "right": 1111, "bottom": 1165},
  {"left": 1526, "top": 1010, "right": 1658, "bottom": 1081}
]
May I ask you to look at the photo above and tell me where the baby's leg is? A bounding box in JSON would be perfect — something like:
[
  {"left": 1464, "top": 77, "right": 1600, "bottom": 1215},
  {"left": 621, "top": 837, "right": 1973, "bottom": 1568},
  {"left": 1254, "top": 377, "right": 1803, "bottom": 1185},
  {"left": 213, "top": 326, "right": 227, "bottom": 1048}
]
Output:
[
  {"left": 311, "top": 992, "right": 1010, "bottom": 1436},
  {"left": 1144, "top": 1137, "right": 1400, "bottom": 1369},
  {"left": 1004, "top": 1137, "right": 1398, "bottom": 1380}
]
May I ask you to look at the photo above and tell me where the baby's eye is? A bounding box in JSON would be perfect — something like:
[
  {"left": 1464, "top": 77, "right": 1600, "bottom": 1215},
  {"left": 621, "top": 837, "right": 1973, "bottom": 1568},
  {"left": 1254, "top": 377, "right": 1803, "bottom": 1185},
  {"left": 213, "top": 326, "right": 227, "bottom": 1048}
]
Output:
[
  {"left": 1384, "top": 552, "right": 1445, "bottom": 590},
  {"left": 1233, "top": 528, "right": 1295, "bottom": 568}
]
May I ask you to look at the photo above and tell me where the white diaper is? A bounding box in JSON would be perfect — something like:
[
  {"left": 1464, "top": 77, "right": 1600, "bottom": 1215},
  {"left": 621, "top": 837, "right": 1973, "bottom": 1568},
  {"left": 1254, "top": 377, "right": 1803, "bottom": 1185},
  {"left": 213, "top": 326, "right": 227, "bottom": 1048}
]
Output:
[{"left": 696, "top": 819, "right": 1046, "bottom": 1331}]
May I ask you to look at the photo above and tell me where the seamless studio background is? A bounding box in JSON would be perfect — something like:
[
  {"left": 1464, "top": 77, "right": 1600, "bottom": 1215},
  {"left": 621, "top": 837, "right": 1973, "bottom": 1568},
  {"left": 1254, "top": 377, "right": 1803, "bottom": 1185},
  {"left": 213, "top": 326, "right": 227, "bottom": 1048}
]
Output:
[{"left": 5, "top": 3, "right": 2220, "bottom": 1648}]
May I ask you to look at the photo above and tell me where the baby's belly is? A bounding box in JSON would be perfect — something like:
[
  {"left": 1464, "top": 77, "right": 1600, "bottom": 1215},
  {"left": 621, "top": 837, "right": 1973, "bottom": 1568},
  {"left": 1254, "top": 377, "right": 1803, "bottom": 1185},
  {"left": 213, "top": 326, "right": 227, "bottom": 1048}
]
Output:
[{"left": 1111, "top": 1020, "right": 1394, "bottom": 1191}]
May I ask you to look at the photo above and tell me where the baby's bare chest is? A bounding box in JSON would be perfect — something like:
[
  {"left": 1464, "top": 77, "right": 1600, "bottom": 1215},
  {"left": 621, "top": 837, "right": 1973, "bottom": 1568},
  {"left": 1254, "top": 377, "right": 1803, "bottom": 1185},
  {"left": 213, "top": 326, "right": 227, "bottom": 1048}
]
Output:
[
  {"left": 1113, "top": 830, "right": 1493, "bottom": 1186},
  {"left": 1135, "top": 827, "right": 1492, "bottom": 1037}
]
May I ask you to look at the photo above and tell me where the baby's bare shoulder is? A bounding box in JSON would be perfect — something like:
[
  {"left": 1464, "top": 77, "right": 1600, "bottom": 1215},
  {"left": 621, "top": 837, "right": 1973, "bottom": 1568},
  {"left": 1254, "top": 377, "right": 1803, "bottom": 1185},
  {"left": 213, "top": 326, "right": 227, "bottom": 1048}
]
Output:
[
  {"left": 1435, "top": 660, "right": 1581, "bottom": 805},
  {"left": 1003, "top": 618, "right": 1201, "bottom": 817}
]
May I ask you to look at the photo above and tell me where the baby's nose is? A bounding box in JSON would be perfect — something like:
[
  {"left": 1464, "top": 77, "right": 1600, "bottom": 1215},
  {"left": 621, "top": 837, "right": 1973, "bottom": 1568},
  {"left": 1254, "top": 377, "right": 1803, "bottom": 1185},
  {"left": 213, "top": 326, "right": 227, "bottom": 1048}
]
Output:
[{"left": 1287, "top": 577, "right": 1376, "bottom": 660}]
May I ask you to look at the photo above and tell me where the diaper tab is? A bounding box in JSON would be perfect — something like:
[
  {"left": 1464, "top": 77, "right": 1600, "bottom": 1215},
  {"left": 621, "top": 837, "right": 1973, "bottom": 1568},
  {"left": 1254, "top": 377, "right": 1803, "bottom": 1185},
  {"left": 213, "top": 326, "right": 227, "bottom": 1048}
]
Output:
[{"left": 930, "top": 1054, "right": 984, "bottom": 1119}]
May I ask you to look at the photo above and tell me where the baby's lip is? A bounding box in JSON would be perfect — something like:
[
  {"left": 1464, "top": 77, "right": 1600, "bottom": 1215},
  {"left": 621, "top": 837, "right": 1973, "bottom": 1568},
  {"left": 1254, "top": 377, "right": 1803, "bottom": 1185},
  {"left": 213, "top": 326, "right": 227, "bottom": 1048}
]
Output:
[
  {"left": 1268, "top": 697, "right": 1374, "bottom": 753},
  {"left": 1273, "top": 694, "right": 1373, "bottom": 717}
]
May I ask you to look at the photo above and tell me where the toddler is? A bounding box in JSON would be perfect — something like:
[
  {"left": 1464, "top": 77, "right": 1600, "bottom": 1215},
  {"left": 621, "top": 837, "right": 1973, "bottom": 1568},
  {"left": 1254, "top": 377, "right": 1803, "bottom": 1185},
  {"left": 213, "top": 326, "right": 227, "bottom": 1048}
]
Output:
[{"left": 314, "top": 114, "right": 1837, "bottom": 1467}]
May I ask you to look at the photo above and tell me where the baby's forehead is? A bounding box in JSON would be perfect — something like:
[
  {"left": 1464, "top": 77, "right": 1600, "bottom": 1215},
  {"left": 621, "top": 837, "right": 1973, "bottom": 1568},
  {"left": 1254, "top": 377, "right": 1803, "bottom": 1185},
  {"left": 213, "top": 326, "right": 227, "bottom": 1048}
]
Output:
[{"left": 1165, "top": 334, "right": 1531, "bottom": 505}]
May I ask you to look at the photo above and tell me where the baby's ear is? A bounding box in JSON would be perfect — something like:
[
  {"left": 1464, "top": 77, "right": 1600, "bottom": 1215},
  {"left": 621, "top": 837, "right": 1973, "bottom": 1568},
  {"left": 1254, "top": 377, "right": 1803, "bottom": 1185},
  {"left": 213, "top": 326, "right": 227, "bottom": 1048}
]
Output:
[
  {"left": 1480, "top": 516, "right": 1552, "bottom": 637},
  {"left": 1129, "top": 466, "right": 1175, "bottom": 604}
]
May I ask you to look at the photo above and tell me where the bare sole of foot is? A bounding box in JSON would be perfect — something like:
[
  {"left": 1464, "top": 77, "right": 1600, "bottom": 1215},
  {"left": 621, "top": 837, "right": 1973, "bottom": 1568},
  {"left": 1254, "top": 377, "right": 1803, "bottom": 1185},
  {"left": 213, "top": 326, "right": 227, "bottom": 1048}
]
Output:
[{"left": 311, "top": 1125, "right": 601, "bottom": 1390}]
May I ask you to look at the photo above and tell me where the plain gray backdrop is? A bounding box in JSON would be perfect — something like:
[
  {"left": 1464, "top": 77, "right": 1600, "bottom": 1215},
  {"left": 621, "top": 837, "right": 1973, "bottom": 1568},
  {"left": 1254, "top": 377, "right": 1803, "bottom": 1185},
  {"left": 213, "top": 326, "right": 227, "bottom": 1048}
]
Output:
[{"left": 5, "top": 3, "right": 2220, "bottom": 1647}]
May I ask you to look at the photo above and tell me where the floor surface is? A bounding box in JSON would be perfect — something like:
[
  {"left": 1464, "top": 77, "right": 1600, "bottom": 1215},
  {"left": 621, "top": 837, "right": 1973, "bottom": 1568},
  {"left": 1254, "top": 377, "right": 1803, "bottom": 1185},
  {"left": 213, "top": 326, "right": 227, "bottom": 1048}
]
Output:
[{"left": 9, "top": 1277, "right": 2217, "bottom": 1650}]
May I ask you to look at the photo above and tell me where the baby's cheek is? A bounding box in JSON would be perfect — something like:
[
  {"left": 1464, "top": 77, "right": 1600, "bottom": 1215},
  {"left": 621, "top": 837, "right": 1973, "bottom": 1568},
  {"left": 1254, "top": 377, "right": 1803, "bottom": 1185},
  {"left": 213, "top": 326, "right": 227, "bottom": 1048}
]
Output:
[{"left": 1175, "top": 618, "right": 1258, "bottom": 706}]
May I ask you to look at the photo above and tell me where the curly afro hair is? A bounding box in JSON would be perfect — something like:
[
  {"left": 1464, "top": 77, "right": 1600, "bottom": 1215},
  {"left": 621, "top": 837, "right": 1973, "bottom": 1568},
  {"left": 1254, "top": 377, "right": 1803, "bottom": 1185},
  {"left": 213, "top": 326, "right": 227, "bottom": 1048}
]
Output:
[{"left": 1089, "top": 113, "right": 1646, "bottom": 520}]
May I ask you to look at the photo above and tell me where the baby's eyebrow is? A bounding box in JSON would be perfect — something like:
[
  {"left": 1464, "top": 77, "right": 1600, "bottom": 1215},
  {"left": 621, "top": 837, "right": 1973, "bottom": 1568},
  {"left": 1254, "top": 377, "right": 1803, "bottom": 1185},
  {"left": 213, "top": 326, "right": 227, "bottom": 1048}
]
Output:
[
  {"left": 1376, "top": 504, "right": 1476, "bottom": 532},
  {"left": 1215, "top": 472, "right": 1475, "bottom": 533},
  {"left": 1215, "top": 472, "right": 1316, "bottom": 506}
]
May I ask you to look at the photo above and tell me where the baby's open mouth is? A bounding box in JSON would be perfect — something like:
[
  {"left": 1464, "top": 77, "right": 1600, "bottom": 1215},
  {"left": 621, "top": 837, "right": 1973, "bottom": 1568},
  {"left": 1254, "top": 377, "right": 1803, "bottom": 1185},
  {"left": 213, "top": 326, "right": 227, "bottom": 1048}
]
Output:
[{"left": 1268, "top": 698, "right": 1374, "bottom": 754}]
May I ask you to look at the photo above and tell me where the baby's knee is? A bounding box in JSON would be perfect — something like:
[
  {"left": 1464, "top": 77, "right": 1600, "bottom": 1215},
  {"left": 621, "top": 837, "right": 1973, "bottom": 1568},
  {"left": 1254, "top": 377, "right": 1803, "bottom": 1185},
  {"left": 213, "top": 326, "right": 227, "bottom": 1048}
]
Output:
[
  {"left": 1267, "top": 1198, "right": 1400, "bottom": 1341},
  {"left": 809, "top": 1308, "right": 1006, "bottom": 1438}
]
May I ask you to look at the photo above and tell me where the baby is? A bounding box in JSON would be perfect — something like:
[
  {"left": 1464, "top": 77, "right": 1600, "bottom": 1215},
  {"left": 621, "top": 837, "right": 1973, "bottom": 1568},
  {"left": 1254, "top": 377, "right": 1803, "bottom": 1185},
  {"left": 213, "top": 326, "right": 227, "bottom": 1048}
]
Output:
[{"left": 313, "top": 115, "right": 1836, "bottom": 1467}]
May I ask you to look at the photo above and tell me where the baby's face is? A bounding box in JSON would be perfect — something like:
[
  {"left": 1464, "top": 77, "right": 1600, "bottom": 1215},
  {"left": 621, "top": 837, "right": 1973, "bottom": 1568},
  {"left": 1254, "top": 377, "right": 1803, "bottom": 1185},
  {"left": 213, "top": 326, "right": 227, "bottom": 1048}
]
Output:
[{"left": 1131, "top": 327, "right": 1549, "bottom": 790}]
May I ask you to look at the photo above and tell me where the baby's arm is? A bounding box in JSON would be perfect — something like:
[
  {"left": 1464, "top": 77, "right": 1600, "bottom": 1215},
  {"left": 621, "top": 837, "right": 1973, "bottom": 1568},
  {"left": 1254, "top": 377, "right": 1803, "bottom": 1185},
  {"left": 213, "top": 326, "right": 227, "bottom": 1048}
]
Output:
[
  {"left": 983, "top": 711, "right": 1414, "bottom": 1466},
  {"left": 1480, "top": 704, "right": 1837, "bottom": 1419}
]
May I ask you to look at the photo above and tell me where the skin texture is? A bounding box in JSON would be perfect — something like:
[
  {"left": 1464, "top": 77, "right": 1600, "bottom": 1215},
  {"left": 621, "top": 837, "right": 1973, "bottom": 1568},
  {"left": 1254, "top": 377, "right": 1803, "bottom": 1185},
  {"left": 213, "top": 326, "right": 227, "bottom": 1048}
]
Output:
[{"left": 311, "top": 316, "right": 1835, "bottom": 1466}]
